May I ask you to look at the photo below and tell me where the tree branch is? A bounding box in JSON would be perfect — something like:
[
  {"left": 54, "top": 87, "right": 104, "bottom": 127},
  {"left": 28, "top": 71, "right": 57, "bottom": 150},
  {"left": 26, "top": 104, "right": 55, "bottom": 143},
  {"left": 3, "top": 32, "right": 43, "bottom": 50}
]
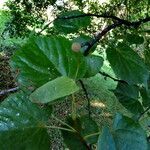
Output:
[
  {"left": 79, "top": 79, "right": 91, "bottom": 118},
  {"left": 38, "top": 20, "right": 54, "bottom": 34},
  {"left": 84, "top": 22, "right": 122, "bottom": 55},
  {"left": 58, "top": 13, "right": 131, "bottom": 24},
  {"left": 58, "top": 13, "right": 150, "bottom": 27}
]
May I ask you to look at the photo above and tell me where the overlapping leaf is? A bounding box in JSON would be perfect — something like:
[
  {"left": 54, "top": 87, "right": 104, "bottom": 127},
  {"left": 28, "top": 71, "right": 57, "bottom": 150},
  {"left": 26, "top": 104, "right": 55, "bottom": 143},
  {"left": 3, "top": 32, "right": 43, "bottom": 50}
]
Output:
[
  {"left": 98, "top": 127, "right": 116, "bottom": 150},
  {"left": 106, "top": 42, "right": 149, "bottom": 85},
  {"left": 114, "top": 83, "right": 143, "bottom": 114},
  {"left": 113, "top": 114, "right": 148, "bottom": 150},
  {"left": 0, "top": 92, "right": 50, "bottom": 150},
  {"left": 140, "top": 87, "right": 150, "bottom": 107},
  {"left": 30, "top": 76, "right": 79, "bottom": 103},
  {"left": 98, "top": 114, "right": 148, "bottom": 150},
  {"left": 61, "top": 116, "right": 99, "bottom": 150}
]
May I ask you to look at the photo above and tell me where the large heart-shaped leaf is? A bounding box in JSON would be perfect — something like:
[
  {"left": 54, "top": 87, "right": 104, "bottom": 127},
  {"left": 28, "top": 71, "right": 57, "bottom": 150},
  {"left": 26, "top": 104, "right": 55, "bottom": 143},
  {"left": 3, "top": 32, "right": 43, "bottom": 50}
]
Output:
[
  {"left": 98, "top": 114, "right": 148, "bottom": 150},
  {"left": 11, "top": 36, "right": 104, "bottom": 89},
  {"left": 30, "top": 76, "right": 79, "bottom": 104},
  {"left": 106, "top": 42, "right": 149, "bottom": 85},
  {"left": 114, "top": 83, "right": 144, "bottom": 114},
  {"left": 10, "top": 37, "right": 61, "bottom": 88},
  {"left": 11, "top": 36, "right": 87, "bottom": 88},
  {"left": 36, "top": 36, "right": 87, "bottom": 79},
  {"left": 61, "top": 116, "right": 99, "bottom": 150},
  {"left": 112, "top": 114, "right": 148, "bottom": 150},
  {"left": 0, "top": 92, "right": 50, "bottom": 150},
  {"left": 54, "top": 10, "right": 91, "bottom": 34},
  {"left": 97, "top": 127, "right": 116, "bottom": 150}
]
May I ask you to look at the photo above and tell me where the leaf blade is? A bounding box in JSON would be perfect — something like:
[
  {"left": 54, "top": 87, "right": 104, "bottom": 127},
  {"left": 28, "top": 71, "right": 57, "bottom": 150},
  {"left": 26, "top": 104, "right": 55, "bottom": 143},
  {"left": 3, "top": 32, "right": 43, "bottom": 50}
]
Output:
[{"left": 30, "top": 76, "right": 79, "bottom": 103}]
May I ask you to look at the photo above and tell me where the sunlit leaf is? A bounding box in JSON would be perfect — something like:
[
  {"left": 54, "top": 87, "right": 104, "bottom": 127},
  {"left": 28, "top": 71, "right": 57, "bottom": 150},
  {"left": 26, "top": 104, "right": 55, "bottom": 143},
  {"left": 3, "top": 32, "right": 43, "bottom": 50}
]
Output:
[
  {"left": 113, "top": 114, "right": 148, "bottom": 150},
  {"left": 30, "top": 76, "right": 79, "bottom": 103},
  {"left": 0, "top": 92, "right": 50, "bottom": 149},
  {"left": 98, "top": 127, "right": 116, "bottom": 150}
]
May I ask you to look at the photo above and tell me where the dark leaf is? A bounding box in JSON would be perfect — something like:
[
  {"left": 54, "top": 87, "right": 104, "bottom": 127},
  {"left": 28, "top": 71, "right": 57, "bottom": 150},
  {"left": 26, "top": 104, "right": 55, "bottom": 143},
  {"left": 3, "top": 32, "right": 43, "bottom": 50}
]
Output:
[
  {"left": 0, "top": 92, "right": 50, "bottom": 150},
  {"left": 106, "top": 42, "right": 149, "bottom": 85},
  {"left": 54, "top": 10, "right": 91, "bottom": 34},
  {"left": 30, "top": 76, "right": 79, "bottom": 104},
  {"left": 61, "top": 116, "right": 99, "bottom": 150},
  {"left": 126, "top": 33, "right": 144, "bottom": 45},
  {"left": 114, "top": 83, "right": 144, "bottom": 114}
]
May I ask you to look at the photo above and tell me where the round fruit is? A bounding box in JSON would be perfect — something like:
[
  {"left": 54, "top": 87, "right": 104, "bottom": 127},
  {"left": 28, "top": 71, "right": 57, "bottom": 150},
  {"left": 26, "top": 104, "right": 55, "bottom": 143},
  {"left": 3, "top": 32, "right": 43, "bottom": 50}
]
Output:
[{"left": 71, "top": 42, "right": 81, "bottom": 52}]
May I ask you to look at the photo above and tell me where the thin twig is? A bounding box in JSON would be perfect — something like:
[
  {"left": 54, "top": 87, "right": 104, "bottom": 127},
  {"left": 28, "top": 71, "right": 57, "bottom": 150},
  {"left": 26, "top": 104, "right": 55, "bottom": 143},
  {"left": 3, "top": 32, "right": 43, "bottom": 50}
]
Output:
[
  {"left": 0, "top": 87, "right": 19, "bottom": 96},
  {"left": 99, "top": 71, "right": 127, "bottom": 84},
  {"left": 38, "top": 19, "right": 55, "bottom": 34},
  {"left": 83, "top": 131, "right": 101, "bottom": 139},
  {"left": 46, "top": 125, "right": 75, "bottom": 132},
  {"left": 58, "top": 13, "right": 131, "bottom": 24},
  {"left": 138, "top": 106, "right": 150, "bottom": 120},
  {"left": 79, "top": 79, "right": 91, "bottom": 118},
  {"left": 51, "top": 115, "right": 77, "bottom": 132}
]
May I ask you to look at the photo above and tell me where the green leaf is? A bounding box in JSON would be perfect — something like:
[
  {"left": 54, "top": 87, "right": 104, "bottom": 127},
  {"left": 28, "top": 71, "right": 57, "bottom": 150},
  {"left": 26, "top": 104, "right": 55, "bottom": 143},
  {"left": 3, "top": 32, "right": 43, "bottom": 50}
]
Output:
[
  {"left": 140, "top": 87, "right": 150, "bottom": 107},
  {"left": 98, "top": 114, "right": 147, "bottom": 150},
  {"left": 35, "top": 36, "right": 87, "bottom": 79},
  {"left": 80, "top": 116, "right": 99, "bottom": 144},
  {"left": 140, "top": 116, "right": 150, "bottom": 132},
  {"left": 114, "top": 83, "right": 144, "bottom": 114},
  {"left": 126, "top": 33, "right": 144, "bottom": 44},
  {"left": 10, "top": 37, "right": 61, "bottom": 88},
  {"left": 54, "top": 10, "right": 91, "bottom": 34},
  {"left": 106, "top": 42, "right": 149, "bottom": 85},
  {"left": 98, "top": 127, "right": 116, "bottom": 150},
  {"left": 85, "top": 55, "right": 103, "bottom": 78},
  {"left": 0, "top": 92, "right": 50, "bottom": 150},
  {"left": 61, "top": 116, "right": 99, "bottom": 150},
  {"left": 30, "top": 76, "right": 79, "bottom": 104},
  {"left": 112, "top": 114, "right": 148, "bottom": 150}
]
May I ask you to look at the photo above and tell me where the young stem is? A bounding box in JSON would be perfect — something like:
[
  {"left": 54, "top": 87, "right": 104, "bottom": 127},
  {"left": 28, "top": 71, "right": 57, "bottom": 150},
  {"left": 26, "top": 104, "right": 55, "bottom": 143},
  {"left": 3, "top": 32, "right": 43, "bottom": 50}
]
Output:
[
  {"left": 83, "top": 131, "right": 101, "bottom": 139},
  {"left": 51, "top": 115, "right": 77, "bottom": 132},
  {"left": 46, "top": 125, "right": 75, "bottom": 132}
]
